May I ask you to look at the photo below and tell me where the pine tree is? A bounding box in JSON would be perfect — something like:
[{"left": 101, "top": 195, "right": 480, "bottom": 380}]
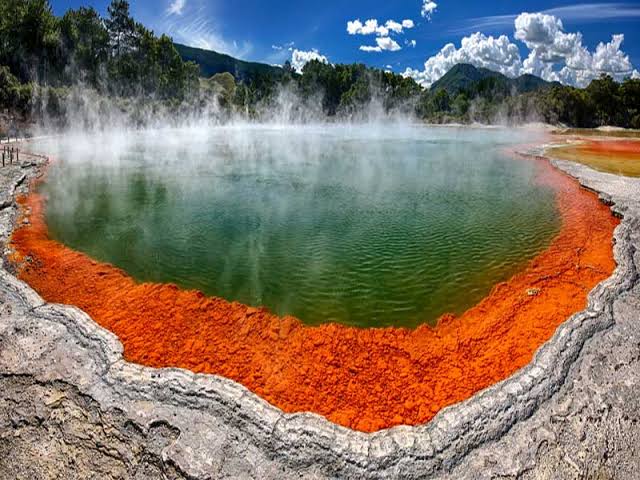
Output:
[{"left": 105, "top": 0, "right": 134, "bottom": 57}]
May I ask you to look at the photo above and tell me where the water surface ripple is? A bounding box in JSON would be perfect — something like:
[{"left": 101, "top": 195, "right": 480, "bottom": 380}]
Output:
[{"left": 35, "top": 125, "right": 559, "bottom": 328}]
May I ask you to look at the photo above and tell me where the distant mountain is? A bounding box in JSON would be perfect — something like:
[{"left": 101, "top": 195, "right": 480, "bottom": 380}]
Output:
[
  {"left": 174, "top": 43, "right": 283, "bottom": 82},
  {"left": 430, "top": 63, "right": 559, "bottom": 96}
]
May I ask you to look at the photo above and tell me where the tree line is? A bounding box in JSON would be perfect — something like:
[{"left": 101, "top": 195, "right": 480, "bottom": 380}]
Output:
[
  {"left": 0, "top": 0, "right": 199, "bottom": 99},
  {"left": 0, "top": 0, "right": 639, "bottom": 129},
  {"left": 418, "top": 74, "right": 640, "bottom": 128}
]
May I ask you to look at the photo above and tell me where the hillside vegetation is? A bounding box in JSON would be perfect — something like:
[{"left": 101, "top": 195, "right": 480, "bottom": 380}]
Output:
[
  {"left": 174, "top": 43, "right": 283, "bottom": 82},
  {"left": 1, "top": 0, "right": 639, "bottom": 131},
  {"left": 430, "top": 63, "right": 559, "bottom": 97}
]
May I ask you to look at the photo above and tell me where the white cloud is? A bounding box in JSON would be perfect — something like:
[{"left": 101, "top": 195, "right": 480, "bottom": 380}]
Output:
[
  {"left": 163, "top": 8, "right": 252, "bottom": 59},
  {"left": 453, "top": 3, "right": 640, "bottom": 36},
  {"left": 406, "top": 39, "right": 417, "bottom": 48},
  {"left": 514, "top": 12, "right": 583, "bottom": 65},
  {"left": 266, "top": 42, "right": 295, "bottom": 65},
  {"left": 347, "top": 16, "right": 415, "bottom": 54},
  {"left": 558, "top": 34, "right": 636, "bottom": 86},
  {"left": 167, "top": 0, "right": 186, "bottom": 16},
  {"left": 403, "top": 32, "right": 522, "bottom": 86},
  {"left": 347, "top": 18, "right": 415, "bottom": 37},
  {"left": 515, "top": 12, "right": 636, "bottom": 86},
  {"left": 422, "top": 1, "right": 438, "bottom": 19},
  {"left": 271, "top": 42, "right": 295, "bottom": 51},
  {"left": 403, "top": 11, "right": 638, "bottom": 88},
  {"left": 379, "top": 37, "right": 402, "bottom": 51},
  {"left": 347, "top": 19, "right": 386, "bottom": 36},
  {"left": 521, "top": 50, "right": 558, "bottom": 82},
  {"left": 178, "top": 30, "right": 252, "bottom": 59},
  {"left": 360, "top": 37, "right": 402, "bottom": 53},
  {"left": 515, "top": 12, "right": 564, "bottom": 47},
  {"left": 291, "top": 49, "right": 328, "bottom": 73},
  {"left": 385, "top": 20, "right": 404, "bottom": 34},
  {"left": 539, "top": 3, "right": 640, "bottom": 22}
]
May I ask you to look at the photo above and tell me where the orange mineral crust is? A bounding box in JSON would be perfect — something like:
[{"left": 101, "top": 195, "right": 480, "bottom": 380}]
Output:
[
  {"left": 10, "top": 156, "right": 618, "bottom": 433},
  {"left": 569, "top": 139, "right": 640, "bottom": 159},
  {"left": 550, "top": 138, "right": 640, "bottom": 177}
]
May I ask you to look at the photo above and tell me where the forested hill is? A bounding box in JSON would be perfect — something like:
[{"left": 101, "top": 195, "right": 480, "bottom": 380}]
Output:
[
  {"left": 430, "top": 63, "right": 559, "bottom": 96},
  {"left": 174, "top": 43, "right": 283, "bottom": 82}
]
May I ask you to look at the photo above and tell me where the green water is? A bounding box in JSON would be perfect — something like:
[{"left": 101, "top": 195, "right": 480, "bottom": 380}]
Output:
[{"left": 35, "top": 125, "right": 559, "bottom": 328}]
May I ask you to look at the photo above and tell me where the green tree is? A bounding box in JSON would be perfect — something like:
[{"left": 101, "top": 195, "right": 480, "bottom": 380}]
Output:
[
  {"left": 210, "top": 72, "right": 236, "bottom": 107},
  {"left": 59, "top": 7, "right": 108, "bottom": 87},
  {"left": 586, "top": 74, "right": 621, "bottom": 126},
  {"left": 620, "top": 78, "right": 640, "bottom": 128},
  {"left": 0, "top": 65, "right": 20, "bottom": 106},
  {"left": 105, "top": 0, "right": 135, "bottom": 57},
  {"left": 432, "top": 88, "right": 451, "bottom": 112},
  {"left": 0, "top": 0, "right": 61, "bottom": 82},
  {"left": 451, "top": 93, "right": 470, "bottom": 117}
]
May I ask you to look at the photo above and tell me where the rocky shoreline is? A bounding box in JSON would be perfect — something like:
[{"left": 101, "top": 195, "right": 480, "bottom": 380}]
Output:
[{"left": 0, "top": 147, "right": 639, "bottom": 479}]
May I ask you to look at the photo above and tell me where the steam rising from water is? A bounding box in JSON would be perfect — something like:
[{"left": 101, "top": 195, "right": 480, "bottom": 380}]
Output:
[
  {"left": 31, "top": 125, "right": 559, "bottom": 327},
  {"left": 30, "top": 75, "right": 422, "bottom": 134}
]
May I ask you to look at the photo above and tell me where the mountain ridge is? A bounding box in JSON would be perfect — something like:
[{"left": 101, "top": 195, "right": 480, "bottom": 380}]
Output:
[
  {"left": 174, "top": 43, "right": 284, "bottom": 82},
  {"left": 430, "top": 63, "right": 560, "bottom": 96},
  {"left": 174, "top": 43, "right": 559, "bottom": 98}
]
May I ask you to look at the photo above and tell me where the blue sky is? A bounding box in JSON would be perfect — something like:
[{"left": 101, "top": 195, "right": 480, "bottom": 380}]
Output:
[{"left": 50, "top": 0, "right": 640, "bottom": 87}]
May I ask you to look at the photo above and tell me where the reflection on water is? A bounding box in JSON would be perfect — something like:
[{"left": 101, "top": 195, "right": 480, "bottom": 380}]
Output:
[{"left": 34, "top": 125, "right": 559, "bottom": 328}]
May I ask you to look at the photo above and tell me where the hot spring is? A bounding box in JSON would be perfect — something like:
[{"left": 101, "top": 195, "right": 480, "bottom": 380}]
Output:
[{"left": 32, "top": 125, "right": 559, "bottom": 329}]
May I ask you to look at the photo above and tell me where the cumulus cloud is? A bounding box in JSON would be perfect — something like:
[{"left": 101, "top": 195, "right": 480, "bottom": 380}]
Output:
[
  {"left": 406, "top": 39, "right": 417, "bottom": 48},
  {"left": 347, "top": 17, "right": 415, "bottom": 53},
  {"left": 422, "top": 1, "right": 438, "bottom": 19},
  {"left": 515, "top": 12, "right": 582, "bottom": 64},
  {"left": 347, "top": 18, "right": 415, "bottom": 37},
  {"left": 558, "top": 34, "right": 636, "bottom": 86},
  {"left": 167, "top": 0, "right": 186, "bottom": 16},
  {"left": 385, "top": 20, "right": 404, "bottom": 34},
  {"left": 377, "top": 37, "right": 401, "bottom": 51},
  {"left": 403, "top": 11, "right": 638, "bottom": 88},
  {"left": 515, "top": 12, "right": 636, "bottom": 86},
  {"left": 360, "top": 37, "right": 402, "bottom": 53},
  {"left": 290, "top": 49, "right": 329, "bottom": 73},
  {"left": 403, "top": 33, "right": 522, "bottom": 86},
  {"left": 347, "top": 19, "right": 384, "bottom": 36},
  {"left": 515, "top": 12, "right": 563, "bottom": 46}
]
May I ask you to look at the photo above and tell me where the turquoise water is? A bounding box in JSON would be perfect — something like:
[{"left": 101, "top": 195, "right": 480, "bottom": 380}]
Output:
[{"left": 34, "top": 125, "right": 559, "bottom": 328}]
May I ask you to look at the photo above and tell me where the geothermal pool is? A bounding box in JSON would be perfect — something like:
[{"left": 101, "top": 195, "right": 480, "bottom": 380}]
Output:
[
  {"left": 18, "top": 125, "right": 618, "bottom": 431},
  {"left": 34, "top": 125, "right": 559, "bottom": 328}
]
